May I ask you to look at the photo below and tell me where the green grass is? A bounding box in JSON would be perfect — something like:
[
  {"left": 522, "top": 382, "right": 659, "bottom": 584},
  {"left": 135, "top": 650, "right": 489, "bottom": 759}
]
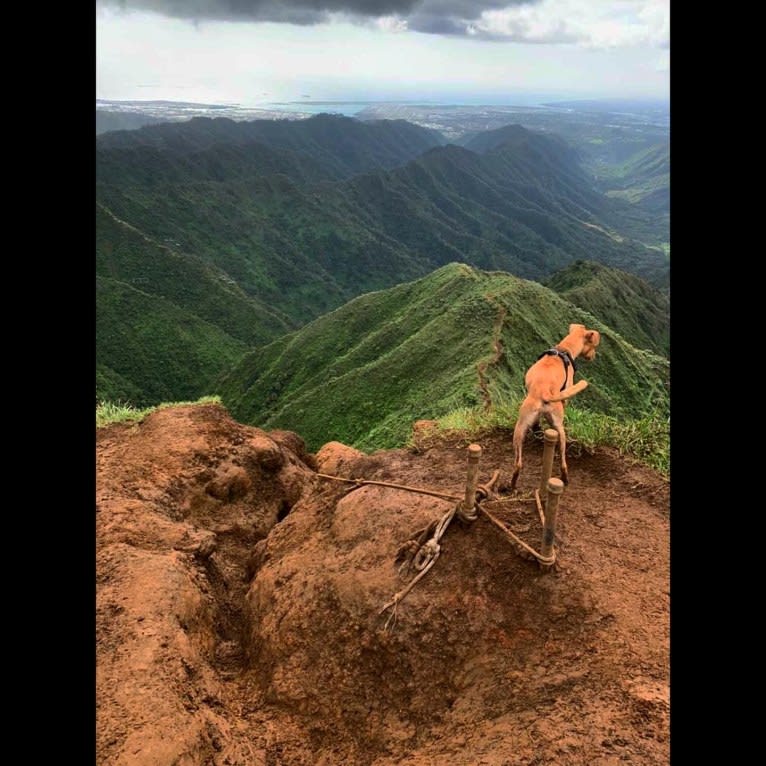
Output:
[
  {"left": 563, "top": 407, "right": 669, "bottom": 476},
  {"left": 426, "top": 401, "right": 669, "bottom": 477},
  {"left": 96, "top": 395, "right": 222, "bottom": 428},
  {"left": 430, "top": 402, "right": 518, "bottom": 437}
]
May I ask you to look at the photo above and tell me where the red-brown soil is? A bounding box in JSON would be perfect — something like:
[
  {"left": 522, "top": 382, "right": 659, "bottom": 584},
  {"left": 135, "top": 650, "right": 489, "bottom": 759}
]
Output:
[{"left": 96, "top": 403, "right": 669, "bottom": 765}]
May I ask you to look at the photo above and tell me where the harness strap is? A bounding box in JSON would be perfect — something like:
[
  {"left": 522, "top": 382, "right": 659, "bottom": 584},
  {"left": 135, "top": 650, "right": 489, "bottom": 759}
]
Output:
[{"left": 536, "top": 348, "right": 576, "bottom": 391}]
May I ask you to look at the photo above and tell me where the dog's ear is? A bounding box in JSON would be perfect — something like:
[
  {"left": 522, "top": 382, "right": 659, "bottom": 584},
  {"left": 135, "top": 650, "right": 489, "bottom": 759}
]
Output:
[
  {"left": 569, "top": 323, "right": 585, "bottom": 335},
  {"left": 585, "top": 330, "right": 601, "bottom": 346}
]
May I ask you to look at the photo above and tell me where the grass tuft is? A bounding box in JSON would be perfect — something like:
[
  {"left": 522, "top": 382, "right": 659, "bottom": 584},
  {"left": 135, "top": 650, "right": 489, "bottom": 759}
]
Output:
[
  {"left": 96, "top": 395, "right": 222, "bottom": 428},
  {"left": 565, "top": 408, "right": 669, "bottom": 476}
]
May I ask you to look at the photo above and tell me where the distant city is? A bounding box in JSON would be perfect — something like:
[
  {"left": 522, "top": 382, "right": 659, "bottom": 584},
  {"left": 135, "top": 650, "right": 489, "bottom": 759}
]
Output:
[{"left": 96, "top": 97, "right": 668, "bottom": 142}]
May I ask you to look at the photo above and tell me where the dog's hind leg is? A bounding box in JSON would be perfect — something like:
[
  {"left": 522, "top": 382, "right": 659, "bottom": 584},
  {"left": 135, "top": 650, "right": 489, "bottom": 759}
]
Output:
[
  {"left": 546, "top": 405, "right": 569, "bottom": 485},
  {"left": 510, "top": 400, "right": 541, "bottom": 491}
]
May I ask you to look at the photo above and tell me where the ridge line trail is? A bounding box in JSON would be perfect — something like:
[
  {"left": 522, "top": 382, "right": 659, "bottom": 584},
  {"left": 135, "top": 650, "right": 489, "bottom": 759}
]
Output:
[{"left": 476, "top": 293, "right": 508, "bottom": 410}]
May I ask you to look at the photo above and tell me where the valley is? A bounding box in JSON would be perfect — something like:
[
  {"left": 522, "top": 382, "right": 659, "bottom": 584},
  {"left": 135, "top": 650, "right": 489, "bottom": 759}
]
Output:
[{"left": 96, "top": 104, "right": 668, "bottom": 420}]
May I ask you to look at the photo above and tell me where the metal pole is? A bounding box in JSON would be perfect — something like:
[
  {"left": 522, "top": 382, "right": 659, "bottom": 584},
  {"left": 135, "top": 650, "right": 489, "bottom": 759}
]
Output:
[
  {"left": 539, "top": 477, "right": 564, "bottom": 571},
  {"left": 460, "top": 443, "right": 482, "bottom": 521},
  {"left": 539, "top": 428, "right": 559, "bottom": 498}
]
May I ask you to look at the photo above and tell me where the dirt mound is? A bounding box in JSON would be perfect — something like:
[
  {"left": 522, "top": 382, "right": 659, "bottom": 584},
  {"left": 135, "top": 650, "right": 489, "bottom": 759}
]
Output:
[{"left": 96, "top": 404, "right": 669, "bottom": 765}]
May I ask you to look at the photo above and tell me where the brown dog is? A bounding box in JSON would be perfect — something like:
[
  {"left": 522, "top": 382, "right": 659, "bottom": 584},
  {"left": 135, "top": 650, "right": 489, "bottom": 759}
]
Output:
[{"left": 509, "top": 323, "right": 600, "bottom": 490}]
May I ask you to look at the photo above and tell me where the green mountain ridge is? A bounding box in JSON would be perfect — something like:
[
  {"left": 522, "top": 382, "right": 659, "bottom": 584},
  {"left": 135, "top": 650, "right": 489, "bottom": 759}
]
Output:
[
  {"left": 96, "top": 276, "right": 249, "bottom": 405},
  {"left": 96, "top": 203, "right": 293, "bottom": 344},
  {"left": 218, "top": 263, "right": 669, "bottom": 452},
  {"left": 96, "top": 204, "right": 298, "bottom": 405},
  {"left": 460, "top": 124, "right": 667, "bottom": 247},
  {"left": 97, "top": 113, "right": 446, "bottom": 180},
  {"left": 96, "top": 115, "right": 669, "bottom": 409},
  {"left": 545, "top": 260, "right": 669, "bottom": 356},
  {"left": 96, "top": 110, "right": 166, "bottom": 135},
  {"left": 597, "top": 142, "right": 669, "bottom": 216},
  {"left": 460, "top": 123, "right": 581, "bottom": 164},
  {"left": 96, "top": 139, "right": 334, "bottom": 187},
  {"left": 97, "top": 120, "right": 668, "bottom": 324}
]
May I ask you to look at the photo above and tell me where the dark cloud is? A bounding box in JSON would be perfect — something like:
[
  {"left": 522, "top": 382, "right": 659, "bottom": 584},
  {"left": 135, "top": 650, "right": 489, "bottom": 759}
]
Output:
[
  {"left": 405, "top": 15, "right": 467, "bottom": 36},
  {"left": 99, "top": 1, "right": 537, "bottom": 33},
  {"left": 407, "top": 2, "right": 525, "bottom": 37},
  {"left": 102, "top": 2, "right": 423, "bottom": 25},
  {"left": 416, "top": 1, "right": 519, "bottom": 19}
]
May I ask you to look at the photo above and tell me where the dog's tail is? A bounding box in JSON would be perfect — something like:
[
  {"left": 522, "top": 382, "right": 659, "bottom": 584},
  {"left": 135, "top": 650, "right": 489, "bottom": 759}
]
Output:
[{"left": 543, "top": 379, "right": 589, "bottom": 404}]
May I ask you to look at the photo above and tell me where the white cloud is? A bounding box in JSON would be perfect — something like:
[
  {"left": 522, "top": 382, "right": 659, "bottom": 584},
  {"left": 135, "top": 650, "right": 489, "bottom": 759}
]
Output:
[
  {"left": 374, "top": 15, "right": 408, "bottom": 33},
  {"left": 639, "top": 0, "right": 670, "bottom": 48},
  {"left": 472, "top": 0, "right": 669, "bottom": 48}
]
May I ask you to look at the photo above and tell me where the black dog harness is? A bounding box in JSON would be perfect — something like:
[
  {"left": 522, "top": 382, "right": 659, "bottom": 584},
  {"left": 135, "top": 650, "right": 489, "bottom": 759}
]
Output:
[{"left": 536, "top": 348, "right": 576, "bottom": 391}]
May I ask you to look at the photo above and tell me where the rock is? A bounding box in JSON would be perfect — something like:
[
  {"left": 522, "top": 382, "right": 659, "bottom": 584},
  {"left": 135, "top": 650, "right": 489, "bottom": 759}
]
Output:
[
  {"left": 270, "top": 430, "right": 317, "bottom": 469},
  {"left": 315, "top": 441, "right": 366, "bottom": 477}
]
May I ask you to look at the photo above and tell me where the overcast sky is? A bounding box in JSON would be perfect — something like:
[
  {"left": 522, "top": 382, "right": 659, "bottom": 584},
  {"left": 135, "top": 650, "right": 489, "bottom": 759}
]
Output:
[{"left": 96, "top": 0, "right": 669, "bottom": 105}]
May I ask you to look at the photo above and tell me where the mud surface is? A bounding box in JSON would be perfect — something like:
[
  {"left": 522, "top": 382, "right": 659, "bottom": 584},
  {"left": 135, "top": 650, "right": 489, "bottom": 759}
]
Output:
[{"left": 96, "top": 404, "right": 669, "bottom": 765}]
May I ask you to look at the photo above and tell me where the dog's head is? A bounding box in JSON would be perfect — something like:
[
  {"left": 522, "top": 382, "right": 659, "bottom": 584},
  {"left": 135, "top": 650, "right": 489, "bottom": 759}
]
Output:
[{"left": 569, "top": 323, "right": 601, "bottom": 360}]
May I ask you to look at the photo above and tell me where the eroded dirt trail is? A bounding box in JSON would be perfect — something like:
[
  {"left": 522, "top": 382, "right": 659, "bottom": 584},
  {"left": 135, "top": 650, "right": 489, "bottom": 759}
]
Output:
[{"left": 96, "top": 404, "right": 669, "bottom": 765}]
